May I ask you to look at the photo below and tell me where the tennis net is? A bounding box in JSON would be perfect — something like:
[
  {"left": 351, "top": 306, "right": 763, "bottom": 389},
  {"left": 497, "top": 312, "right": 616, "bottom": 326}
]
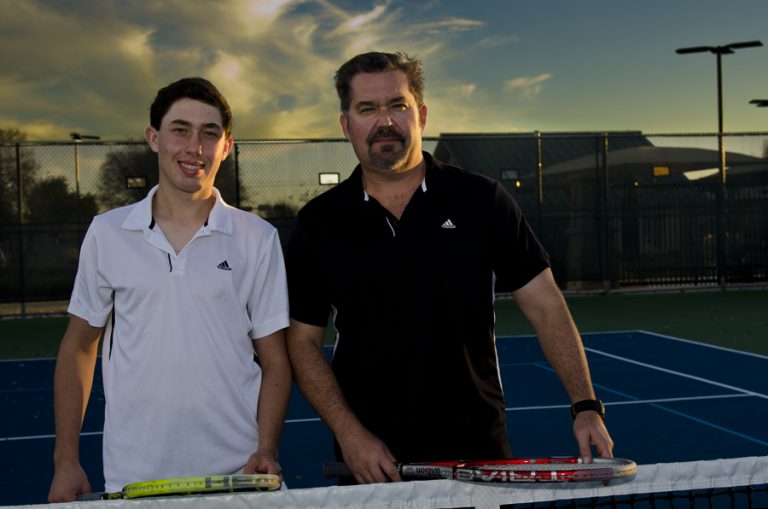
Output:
[
  {"left": 496, "top": 456, "right": 768, "bottom": 508},
  {"left": 13, "top": 456, "right": 767, "bottom": 508}
]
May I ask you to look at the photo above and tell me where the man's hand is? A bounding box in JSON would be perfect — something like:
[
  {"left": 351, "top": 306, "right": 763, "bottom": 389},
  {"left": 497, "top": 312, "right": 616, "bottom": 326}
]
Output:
[
  {"left": 48, "top": 461, "right": 91, "bottom": 503},
  {"left": 338, "top": 424, "right": 400, "bottom": 484},
  {"left": 243, "top": 449, "right": 282, "bottom": 482},
  {"left": 573, "top": 411, "right": 614, "bottom": 462}
]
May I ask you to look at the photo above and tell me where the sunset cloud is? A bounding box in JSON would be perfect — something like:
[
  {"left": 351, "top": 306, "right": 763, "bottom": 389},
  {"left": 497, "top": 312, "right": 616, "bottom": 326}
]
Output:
[
  {"left": 1, "top": 1, "right": 765, "bottom": 139},
  {"left": 503, "top": 74, "right": 553, "bottom": 97}
]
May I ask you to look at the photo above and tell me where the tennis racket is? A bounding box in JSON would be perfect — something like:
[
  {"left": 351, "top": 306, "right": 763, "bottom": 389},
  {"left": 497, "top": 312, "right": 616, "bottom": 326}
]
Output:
[
  {"left": 76, "top": 473, "right": 281, "bottom": 500},
  {"left": 323, "top": 457, "right": 637, "bottom": 484}
]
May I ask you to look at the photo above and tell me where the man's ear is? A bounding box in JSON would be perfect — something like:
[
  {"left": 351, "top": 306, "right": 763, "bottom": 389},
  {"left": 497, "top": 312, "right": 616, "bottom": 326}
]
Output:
[
  {"left": 145, "top": 126, "right": 159, "bottom": 153},
  {"left": 419, "top": 103, "right": 428, "bottom": 130},
  {"left": 339, "top": 113, "right": 350, "bottom": 140},
  {"left": 222, "top": 136, "right": 234, "bottom": 160}
]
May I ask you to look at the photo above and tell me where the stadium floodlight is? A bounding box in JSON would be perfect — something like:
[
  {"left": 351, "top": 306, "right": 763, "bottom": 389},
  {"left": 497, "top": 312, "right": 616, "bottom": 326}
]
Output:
[
  {"left": 750, "top": 99, "right": 768, "bottom": 107},
  {"left": 675, "top": 40, "right": 763, "bottom": 55},
  {"left": 676, "top": 40, "right": 762, "bottom": 287},
  {"left": 70, "top": 132, "right": 101, "bottom": 141},
  {"left": 675, "top": 40, "right": 763, "bottom": 184}
]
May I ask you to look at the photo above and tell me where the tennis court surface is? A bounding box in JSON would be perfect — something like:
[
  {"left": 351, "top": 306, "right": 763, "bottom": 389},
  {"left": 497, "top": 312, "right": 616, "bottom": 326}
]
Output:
[{"left": 2, "top": 330, "right": 767, "bottom": 507}]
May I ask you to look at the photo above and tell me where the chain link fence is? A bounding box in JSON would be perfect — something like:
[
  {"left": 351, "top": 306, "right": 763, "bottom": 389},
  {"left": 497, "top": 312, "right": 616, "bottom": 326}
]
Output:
[{"left": 1, "top": 132, "right": 766, "bottom": 315}]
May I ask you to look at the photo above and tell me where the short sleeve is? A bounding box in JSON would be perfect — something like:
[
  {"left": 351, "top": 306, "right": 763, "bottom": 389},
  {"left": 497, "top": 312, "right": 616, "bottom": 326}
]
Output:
[
  {"left": 67, "top": 220, "right": 115, "bottom": 327},
  {"left": 490, "top": 182, "right": 551, "bottom": 292},
  {"left": 247, "top": 228, "right": 290, "bottom": 340}
]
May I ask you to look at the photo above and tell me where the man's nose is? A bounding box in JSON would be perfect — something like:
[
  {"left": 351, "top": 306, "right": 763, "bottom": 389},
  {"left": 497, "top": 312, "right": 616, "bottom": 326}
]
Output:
[
  {"left": 187, "top": 132, "right": 203, "bottom": 155},
  {"left": 375, "top": 112, "right": 394, "bottom": 127}
]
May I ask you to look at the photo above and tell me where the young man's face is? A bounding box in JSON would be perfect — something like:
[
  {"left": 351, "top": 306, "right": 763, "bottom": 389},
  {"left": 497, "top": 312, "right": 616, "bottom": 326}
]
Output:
[
  {"left": 145, "top": 97, "right": 233, "bottom": 198},
  {"left": 340, "top": 70, "right": 427, "bottom": 175}
]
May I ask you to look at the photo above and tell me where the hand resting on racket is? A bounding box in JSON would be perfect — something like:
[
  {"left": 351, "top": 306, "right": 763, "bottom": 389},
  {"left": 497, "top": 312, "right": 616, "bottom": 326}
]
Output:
[
  {"left": 243, "top": 449, "right": 283, "bottom": 481},
  {"left": 49, "top": 459, "right": 92, "bottom": 503},
  {"left": 574, "top": 411, "right": 614, "bottom": 462},
  {"left": 337, "top": 420, "right": 400, "bottom": 484}
]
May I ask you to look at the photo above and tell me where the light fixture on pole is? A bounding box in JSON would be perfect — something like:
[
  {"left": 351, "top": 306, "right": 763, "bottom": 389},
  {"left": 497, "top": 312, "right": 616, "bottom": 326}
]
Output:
[
  {"left": 750, "top": 99, "right": 768, "bottom": 107},
  {"left": 675, "top": 40, "right": 762, "bottom": 184},
  {"left": 70, "top": 132, "right": 101, "bottom": 142},
  {"left": 675, "top": 40, "right": 762, "bottom": 287}
]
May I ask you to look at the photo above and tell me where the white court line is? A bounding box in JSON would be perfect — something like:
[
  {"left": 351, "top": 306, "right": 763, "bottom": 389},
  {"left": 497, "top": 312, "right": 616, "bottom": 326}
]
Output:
[
  {"left": 633, "top": 329, "right": 768, "bottom": 360},
  {"left": 0, "top": 431, "right": 102, "bottom": 443},
  {"left": 585, "top": 346, "right": 768, "bottom": 400},
  {"left": 0, "top": 357, "right": 57, "bottom": 363},
  {"left": 505, "top": 393, "right": 754, "bottom": 412},
  {"left": 0, "top": 419, "right": 328, "bottom": 443},
  {"left": 4, "top": 394, "right": 755, "bottom": 443},
  {"left": 5, "top": 332, "right": 764, "bottom": 443},
  {"left": 285, "top": 417, "right": 322, "bottom": 424}
]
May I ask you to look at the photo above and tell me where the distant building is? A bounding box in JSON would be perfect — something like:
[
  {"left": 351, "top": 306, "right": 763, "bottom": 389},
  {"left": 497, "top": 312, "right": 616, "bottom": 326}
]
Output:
[{"left": 433, "top": 132, "right": 768, "bottom": 290}]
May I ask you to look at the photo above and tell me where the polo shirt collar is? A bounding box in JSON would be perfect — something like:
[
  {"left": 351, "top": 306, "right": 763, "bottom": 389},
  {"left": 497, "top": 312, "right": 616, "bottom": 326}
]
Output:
[
  {"left": 121, "top": 185, "right": 234, "bottom": 235},
  {"left": 360, "top": 152, "right": 432, "bottom": 202}
]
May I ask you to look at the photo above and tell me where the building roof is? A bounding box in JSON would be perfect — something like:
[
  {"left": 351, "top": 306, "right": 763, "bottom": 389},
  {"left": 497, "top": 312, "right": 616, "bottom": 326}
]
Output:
[{"left": 433, "top": 131, "right": 653, "bottom": 180}]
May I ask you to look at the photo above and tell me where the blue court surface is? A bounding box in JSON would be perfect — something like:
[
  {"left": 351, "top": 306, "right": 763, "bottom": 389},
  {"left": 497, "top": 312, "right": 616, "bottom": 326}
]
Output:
[{"left": 1, "top": 330, "right": 767, "bottom": 506}]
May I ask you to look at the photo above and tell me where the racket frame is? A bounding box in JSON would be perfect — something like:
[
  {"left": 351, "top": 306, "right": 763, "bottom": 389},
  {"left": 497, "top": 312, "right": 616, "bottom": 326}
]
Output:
[
  {"left": 325, "top": 457, "right": 637, "bottom": 484},
  {"left": 77, "top": 473, "right": 281, "bottom": 500}
]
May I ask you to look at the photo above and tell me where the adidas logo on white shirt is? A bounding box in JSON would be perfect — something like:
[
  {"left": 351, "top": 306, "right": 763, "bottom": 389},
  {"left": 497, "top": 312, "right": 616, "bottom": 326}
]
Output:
[
  {"left": 217, "top": 260, "right": 232, "bottom": 271},
  {"left": 441, "top": 219, "right": 457, "bottom": 229}
]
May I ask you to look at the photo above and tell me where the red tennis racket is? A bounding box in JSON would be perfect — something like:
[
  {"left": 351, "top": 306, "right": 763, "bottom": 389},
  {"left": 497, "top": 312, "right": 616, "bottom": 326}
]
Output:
[{"left": 323, "top": 457, "right": 637, "bottom": 484}]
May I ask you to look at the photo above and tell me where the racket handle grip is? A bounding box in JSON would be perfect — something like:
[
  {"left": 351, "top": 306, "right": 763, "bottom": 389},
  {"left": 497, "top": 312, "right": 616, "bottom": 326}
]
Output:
[
  {"left": 76, "top": 492, "right": 108, "bottom": 501},
  {"left": 322, "top": 461, "right": 354, "bottom": 478}
]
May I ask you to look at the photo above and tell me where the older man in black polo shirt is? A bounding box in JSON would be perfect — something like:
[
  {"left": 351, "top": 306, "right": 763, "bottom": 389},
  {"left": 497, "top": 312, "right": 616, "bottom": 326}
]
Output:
[{"left": 286, "top": 51, "right": 613, "bottom": 485}]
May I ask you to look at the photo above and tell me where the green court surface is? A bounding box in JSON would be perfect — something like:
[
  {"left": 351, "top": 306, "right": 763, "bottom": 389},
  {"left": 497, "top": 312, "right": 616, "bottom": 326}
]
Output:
[{"left": 1, "top": 289, "right": 766, "bottom": 359}]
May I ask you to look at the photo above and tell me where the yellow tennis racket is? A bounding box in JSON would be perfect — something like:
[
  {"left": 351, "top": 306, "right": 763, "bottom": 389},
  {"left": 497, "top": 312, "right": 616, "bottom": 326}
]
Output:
[{"left": 77, "top": 473, "right": 281, "bottom": 500}]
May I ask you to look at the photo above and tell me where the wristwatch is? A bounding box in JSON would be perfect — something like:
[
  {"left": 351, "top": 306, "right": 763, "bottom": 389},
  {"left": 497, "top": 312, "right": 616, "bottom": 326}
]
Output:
[{"left": 570, "top": 399, "right": 605, "bottom": 420}]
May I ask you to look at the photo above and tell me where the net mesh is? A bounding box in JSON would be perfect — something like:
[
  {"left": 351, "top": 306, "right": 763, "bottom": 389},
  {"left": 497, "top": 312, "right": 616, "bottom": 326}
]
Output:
[
  {"left": 490, "top": 456, "right": 768, "bottom": 509},
  {"left": 13, "top": 456, "right": 767, "bottom": 509}
]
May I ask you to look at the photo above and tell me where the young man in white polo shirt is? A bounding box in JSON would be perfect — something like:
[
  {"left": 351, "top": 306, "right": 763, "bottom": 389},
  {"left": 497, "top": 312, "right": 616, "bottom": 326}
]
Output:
[{"left": 48, "top": 78, "right": 291, "bottom": 502}]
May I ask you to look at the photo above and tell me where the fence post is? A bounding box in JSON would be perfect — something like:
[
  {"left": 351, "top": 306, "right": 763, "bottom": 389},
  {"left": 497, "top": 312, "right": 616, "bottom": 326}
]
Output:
[
  {"left": 535, "top": 130, "right": 543, "bottom": 232},
  {"left": 73, "top": 141, "right": 81, "bottom": 228},
  {"left": 15, "top": 143, "right": 26, "bottom": 317},
  {"left": 716, "top": 134, "right": 727, "bottom": 288},
  {"left": 599, "top": 133, "right": 611, "bottom": 292},
  {"left": 234, "top": 142, "right": 241, "bottom": 208}
]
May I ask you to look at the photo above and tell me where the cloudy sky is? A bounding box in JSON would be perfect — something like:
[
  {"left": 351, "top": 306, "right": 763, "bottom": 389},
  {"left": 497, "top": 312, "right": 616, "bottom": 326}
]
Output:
[{"left": 2, "top": 0, "right": 767, "bottom": 141}]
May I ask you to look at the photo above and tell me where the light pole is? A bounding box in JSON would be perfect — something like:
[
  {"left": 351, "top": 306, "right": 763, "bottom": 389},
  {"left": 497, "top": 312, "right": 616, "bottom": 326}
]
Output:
[
  {"left": 69, "top": 132, "right": 101, "bottom": 225},
  {"left": 675, "top": 41, "right": 762, "bottom": 184},
  {"left": 676, "top": 41, "right": 762, "bottom": 287}
]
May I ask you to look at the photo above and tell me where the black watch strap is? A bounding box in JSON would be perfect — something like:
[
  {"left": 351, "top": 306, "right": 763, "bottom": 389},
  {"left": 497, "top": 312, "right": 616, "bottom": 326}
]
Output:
[{"left": 570, "top": 399, "right": 605, "bottom": 420}]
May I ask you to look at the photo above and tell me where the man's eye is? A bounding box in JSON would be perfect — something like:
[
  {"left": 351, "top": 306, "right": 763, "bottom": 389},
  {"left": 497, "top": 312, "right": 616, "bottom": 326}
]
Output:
[
  {"left": 203, "top": 131, "right": 220, "bottom": 139},
  {"left": 392, "top": 103, "right": 408, "bottom": 111},
  {"left": 172, "top": 128, "right": 188, "bottom": 135}
]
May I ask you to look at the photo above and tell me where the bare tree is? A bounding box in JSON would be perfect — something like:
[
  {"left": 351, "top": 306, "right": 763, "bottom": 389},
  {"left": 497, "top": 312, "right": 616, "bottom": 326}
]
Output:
[{"left": 0, "top": 128, "right": 41, "bottom": 224}]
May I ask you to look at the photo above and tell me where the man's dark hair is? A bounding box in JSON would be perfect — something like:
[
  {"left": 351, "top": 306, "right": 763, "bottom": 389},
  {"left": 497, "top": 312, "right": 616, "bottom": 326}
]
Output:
[
  {"left": 334, "top": 52, "right": 424, "bottom": 113},
  {"left": 149, "top": 77, "right": 233, "bottom": 136}
]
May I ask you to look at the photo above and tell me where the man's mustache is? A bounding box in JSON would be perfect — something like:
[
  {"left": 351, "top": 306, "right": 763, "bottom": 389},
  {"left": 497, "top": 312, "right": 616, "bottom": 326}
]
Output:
[{"left": 367, "top": 127, "right": 405, "bottom": 145}]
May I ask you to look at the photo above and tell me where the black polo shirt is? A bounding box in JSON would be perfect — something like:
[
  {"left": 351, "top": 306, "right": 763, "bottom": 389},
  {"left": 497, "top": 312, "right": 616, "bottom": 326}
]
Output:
[{"left": 287, "top": 152, "right": 550, "bottom": 463}]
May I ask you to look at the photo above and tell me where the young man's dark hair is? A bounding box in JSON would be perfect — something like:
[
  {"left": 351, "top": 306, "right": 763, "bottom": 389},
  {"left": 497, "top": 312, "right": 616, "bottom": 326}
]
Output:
[
  {"left": 149, "top": 77, "right": 233, "bottom": 135},
  {"left": 334, "top": 51, "right": 424, "bottom": 112}
]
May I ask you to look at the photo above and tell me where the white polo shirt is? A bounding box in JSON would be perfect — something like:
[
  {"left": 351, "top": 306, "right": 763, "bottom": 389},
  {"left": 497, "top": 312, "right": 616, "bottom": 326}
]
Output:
[{"left": 68, "top": 186, "right": 289, "bottom": 492}]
